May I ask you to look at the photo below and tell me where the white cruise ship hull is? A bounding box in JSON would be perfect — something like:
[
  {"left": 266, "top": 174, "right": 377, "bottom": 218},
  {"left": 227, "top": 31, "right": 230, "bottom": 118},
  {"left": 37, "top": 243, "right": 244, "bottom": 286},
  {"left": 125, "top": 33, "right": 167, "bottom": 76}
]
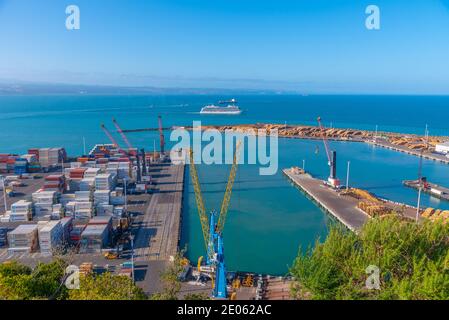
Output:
[{"left": 200, "top": 109, "right": 242, "bottom": 115}]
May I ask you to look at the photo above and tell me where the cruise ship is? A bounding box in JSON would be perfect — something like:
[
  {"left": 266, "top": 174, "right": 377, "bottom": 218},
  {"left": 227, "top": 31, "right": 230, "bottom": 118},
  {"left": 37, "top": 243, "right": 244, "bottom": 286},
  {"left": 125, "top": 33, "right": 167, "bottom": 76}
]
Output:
[{"left": 200, "top": 99, "right": 242, "bottom": 115}]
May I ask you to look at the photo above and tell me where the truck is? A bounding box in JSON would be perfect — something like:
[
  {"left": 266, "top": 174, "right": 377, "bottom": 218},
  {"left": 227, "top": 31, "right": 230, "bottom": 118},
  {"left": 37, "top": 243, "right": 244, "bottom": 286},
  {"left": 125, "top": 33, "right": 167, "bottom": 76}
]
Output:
[
  {"left": 5, "top": 187, "right": 16, "bottom": 198},
  {"left": 119, "top": 261, "right": 134, "bottom": 278},
  {"left": 128, "top": 182, "right": 151, "bottom": 195}
]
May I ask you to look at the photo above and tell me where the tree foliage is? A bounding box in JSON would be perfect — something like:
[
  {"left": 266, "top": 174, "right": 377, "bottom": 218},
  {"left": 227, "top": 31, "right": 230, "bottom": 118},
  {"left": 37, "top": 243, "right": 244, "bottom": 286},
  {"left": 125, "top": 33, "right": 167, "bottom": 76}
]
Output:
[
  {"left": 150, "top": 250, "right": 187, "bottom": 300},
  {"left": 184, "top": 292, "right": 210, "bottom": 300},
  {"left": 68, "top": 273, "right": 146, "bottom": 300},
  {"left": 290, "top": 216, "right": 449, "bottom": 300},
  {"left": 0, "top": 260, "right": 67, "bottom": 300},
  {"left": 0, "top": 260, "right": 145, "bottom": 300}
]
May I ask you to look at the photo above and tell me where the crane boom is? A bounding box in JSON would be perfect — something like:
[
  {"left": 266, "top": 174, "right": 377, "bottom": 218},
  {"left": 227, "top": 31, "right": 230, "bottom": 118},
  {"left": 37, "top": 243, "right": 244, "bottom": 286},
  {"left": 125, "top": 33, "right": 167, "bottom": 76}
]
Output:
[
  {"left": 100, "top": 124, "right": 128, "bottom": 156},
  {"left": 217, "top": 141, "right": 241, "bottom": 233},
  {"left": 188, "top": 142, "right": 241, "bottom": 299},
  {"left": 189, "top": 149, "right": 210, "bottom": 254},
  {"left": 158, "top": 115, "right": 165, "bottom": 154},
  {"left": 112, "top": 118, "right": 133, "bottom": 150},
  {"left": 317, "top": 117, "right": 340, "bottom": 188},
  {"left": 317, "top": 117, "right": 332, "bottom": 164}
]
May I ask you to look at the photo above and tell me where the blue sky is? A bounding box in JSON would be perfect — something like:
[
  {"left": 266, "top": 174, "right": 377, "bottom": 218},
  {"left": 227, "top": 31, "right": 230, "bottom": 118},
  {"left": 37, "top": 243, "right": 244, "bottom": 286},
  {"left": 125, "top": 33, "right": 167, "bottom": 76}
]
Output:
[{"left": 1, "top": 0, "right": 449, "bottom": 93}]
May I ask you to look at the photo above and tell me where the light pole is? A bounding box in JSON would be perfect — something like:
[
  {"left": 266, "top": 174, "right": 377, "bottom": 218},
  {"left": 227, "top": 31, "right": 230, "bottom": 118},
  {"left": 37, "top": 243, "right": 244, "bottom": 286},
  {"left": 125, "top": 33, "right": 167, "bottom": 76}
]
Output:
[
  {"left": 124, "top": 178, "right": 127, "bottom": 211},
  {"left": 416, "top": 187, "right": 422, "bottom": 222},
  {"left": 425, "top": 124, "right": 429, "bottom": 149},
  {"left": 153, "top": 139, "right": 157, "bottom": 162},
  {"left": 130, "top": 234, "right": 135, "bottom": 283},
  {"left": 346, "top": 161, "right": 351, "bottom": 190},
  {"left": 1, "top": 177, "right": 7, "bottom": 214}
]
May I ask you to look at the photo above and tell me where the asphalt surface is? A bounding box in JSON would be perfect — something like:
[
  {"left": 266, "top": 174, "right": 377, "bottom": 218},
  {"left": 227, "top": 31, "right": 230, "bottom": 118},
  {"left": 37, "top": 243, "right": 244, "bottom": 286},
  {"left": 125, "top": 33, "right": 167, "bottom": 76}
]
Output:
[{"left": 0, "top": 173, "right": 53, "bottom": 214}]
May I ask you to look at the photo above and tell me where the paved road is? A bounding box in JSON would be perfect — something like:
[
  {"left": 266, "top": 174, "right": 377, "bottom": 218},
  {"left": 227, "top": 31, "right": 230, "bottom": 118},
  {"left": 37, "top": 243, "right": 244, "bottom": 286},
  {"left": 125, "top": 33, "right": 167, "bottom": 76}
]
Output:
[{"left": 133, "top": 163, "right": 184, "bottom": 262}]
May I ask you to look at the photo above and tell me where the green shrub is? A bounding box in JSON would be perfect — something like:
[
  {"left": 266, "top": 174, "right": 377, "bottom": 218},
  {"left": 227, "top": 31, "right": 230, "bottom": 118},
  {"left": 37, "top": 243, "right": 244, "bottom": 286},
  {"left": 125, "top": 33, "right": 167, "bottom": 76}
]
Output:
[{"left": 291, "top": 217, "right": 449, "bottom": 300}]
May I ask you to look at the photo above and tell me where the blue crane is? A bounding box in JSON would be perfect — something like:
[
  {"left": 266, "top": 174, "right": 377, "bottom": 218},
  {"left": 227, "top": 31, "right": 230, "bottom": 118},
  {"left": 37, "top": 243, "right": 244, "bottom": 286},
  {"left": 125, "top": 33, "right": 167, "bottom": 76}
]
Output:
[{"left": 189, "top": 141, "right": 241, "bottom": 299}]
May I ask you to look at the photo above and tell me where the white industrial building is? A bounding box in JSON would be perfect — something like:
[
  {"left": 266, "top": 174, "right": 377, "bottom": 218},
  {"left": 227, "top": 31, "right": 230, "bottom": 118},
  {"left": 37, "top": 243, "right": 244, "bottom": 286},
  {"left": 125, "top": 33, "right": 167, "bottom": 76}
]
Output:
[{"left": 435, "top": 142, "right": 449, "bottom": 155}]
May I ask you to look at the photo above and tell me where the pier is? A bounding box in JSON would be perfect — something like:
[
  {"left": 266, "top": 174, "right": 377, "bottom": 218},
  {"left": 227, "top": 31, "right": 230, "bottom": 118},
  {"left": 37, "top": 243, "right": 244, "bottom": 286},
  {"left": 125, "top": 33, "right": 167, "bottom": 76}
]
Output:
[
  {"left": 403, "top": 179, "right": 449, "bottom": 202},
  {"left": 133, "top": 162, "right": 185, "bottom": 262},
  {"left": 283, "top": 168, "right": 368, "bottom": 232},
  {"left": 127, "top": 162, "right": 185, "bottom": 295},
  {"left": 369, "top": 139, "right": 449, "bottom": 165}
]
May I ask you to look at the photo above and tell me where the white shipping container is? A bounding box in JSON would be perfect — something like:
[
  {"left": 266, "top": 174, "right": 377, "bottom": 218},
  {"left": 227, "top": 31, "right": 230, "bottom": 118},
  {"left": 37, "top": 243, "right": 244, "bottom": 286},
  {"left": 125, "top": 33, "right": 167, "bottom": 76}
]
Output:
[
  {"left": 97, "top": 204, "right": 114, "bottom": 216},
  {"left": 70, "top": 162, "right": 82, "bottom": 168},
  {"left": 11, "top": 200, "right": 32, "bottom": 214},
  {"left": 8, "top": 224, "right": 39, "bottom": 252},
  {"left": 75, "top": 191, "right": 92, "bottom": 202},
  {"left": 39, "top": 221, "right": 63, "bottom": 254}
]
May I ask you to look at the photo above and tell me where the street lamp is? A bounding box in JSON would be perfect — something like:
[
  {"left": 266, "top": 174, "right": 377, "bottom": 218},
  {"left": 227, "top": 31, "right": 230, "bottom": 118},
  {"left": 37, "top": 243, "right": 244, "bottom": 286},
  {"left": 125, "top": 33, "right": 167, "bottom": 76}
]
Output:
[
  {"left": 1, "top": 177, "right": 7, "bottom": 214},
  {"left": 123, "top": 178, "right": 127, "bottom": 211},
  {"left": 346, "top": 161, "right": 351, "bottom": 191},
  {"left": 416, "top": 187, "right": 422, "bottom": 222},
  {"left": 130, "top": 234, "right": 135, "bottom": 283}
]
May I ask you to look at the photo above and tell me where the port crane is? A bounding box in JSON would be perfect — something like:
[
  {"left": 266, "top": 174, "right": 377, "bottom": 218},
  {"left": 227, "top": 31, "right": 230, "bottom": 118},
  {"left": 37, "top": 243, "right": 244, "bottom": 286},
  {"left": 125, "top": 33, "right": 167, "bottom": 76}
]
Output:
[
  {"left": 100, "top": 124, "right": 129, "bottom": 156},
  {"left": 189, "top": 141, "right": 241, "bottom": 299},
  {"left": 317, "top": 117, "right": 340, "bottom": 188},
  {"left": 158, "top": 115, "right": 165, "bottom": 154},
  {"left": 112, "top": 118, "right": 137, "bottom": 155}
]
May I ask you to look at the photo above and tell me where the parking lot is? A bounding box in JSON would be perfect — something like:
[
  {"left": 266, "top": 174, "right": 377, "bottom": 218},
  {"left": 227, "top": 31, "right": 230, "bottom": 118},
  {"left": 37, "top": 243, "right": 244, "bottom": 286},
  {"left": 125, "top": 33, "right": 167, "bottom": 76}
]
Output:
[{"left": 0, "top": 173, "right": 54, "bottom": 213}]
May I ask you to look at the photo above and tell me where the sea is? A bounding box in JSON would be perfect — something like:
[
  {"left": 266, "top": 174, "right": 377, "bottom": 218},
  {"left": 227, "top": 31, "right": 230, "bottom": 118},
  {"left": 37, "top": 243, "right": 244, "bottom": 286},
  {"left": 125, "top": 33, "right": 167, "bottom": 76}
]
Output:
[{"left": 1, "top": 94, "right": 449, "bottom": 275}]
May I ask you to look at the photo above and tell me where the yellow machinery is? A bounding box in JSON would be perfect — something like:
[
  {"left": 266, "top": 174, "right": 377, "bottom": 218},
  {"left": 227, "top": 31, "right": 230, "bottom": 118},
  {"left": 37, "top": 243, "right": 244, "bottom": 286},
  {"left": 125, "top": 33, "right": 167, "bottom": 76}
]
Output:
[
  {"left": 242, "top": 275, "right": 254, "bottom": 287},
  {"left": 104, "top": 251, "right": 118, "bottom": 260},
  {"left": 180, "top": 257, "right": 190, "bottom": 267},
  {"left": 197, "top": 256, "right": 203, "bottom": 271},
  {"left": 232, "top": 278, "right": 241, "bottom": 289},
  {"left": 189, "top": 149, "right": 211, "bottom": 260}
]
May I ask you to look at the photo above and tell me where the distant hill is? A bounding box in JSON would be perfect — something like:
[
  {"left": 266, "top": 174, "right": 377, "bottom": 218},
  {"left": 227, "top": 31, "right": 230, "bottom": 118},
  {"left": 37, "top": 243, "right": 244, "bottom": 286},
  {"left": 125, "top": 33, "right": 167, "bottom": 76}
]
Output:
[{"left": 0, "top": 81, "right": 294, "bottom": 96}]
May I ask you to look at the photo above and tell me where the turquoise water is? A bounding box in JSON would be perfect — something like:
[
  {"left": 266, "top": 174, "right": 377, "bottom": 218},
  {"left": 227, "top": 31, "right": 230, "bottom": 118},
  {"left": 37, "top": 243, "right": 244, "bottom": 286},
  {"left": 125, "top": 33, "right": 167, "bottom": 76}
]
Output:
[
  {"left": 1, "top": 94, "right": 449, "bottom": 274},
  {"left": 1, "top": 95, "right": 449, "bottom": 155}
]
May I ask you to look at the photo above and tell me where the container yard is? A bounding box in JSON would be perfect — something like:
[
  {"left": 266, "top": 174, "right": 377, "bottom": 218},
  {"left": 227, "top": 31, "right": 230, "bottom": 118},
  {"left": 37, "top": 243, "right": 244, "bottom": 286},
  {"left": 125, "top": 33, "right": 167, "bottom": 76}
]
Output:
[
  {"left": 0, "top": 141, "right": 189, "bottom": 296},
  {"left": 0, "top": 143, "right": 156, "bottom": 258}
]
